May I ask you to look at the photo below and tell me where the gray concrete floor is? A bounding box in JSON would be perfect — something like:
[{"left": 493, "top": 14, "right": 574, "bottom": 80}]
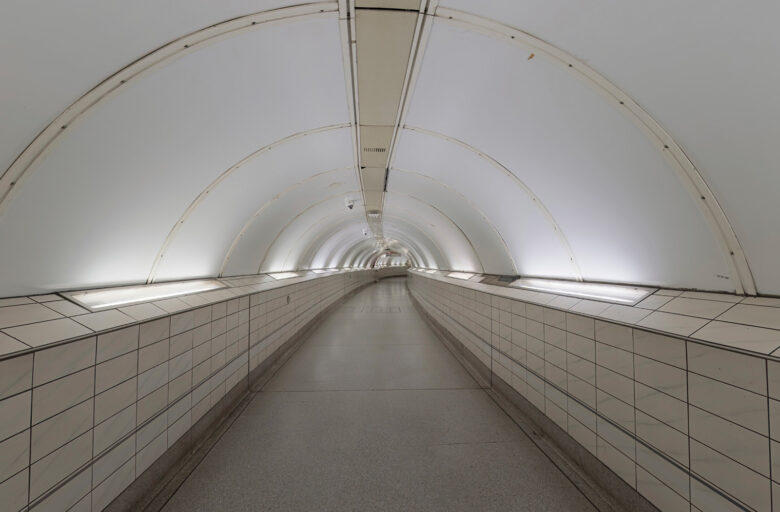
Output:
[{"left": 162, "top": 278, "right": 598, "bottom": 511}]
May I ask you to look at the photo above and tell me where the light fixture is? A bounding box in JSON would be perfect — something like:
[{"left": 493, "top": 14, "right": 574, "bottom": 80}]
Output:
[
  {"left": 268, "top": 272, "right": 299, "bottom": 280},
  {"left": 63, "top": 279, "right": 226, "bottom": 311},
  {"left": 448, "top": 272, "right": 476, "bottom": 280},
  {"left": 508, "top": 278, "right": 654, "bottom": 306},
  {"left": 311, "top": 269, "right": 328, "bottom": 274}
]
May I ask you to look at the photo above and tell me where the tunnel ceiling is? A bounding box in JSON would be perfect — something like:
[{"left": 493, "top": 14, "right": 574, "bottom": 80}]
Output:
[{"left": 0, "top": 0, "right": 778, "bottom": 297}]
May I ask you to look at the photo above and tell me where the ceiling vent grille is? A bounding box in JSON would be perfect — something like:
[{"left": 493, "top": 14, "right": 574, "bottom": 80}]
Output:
[{"left": 363, "top": 147, "right": 386, "bottom": 153}]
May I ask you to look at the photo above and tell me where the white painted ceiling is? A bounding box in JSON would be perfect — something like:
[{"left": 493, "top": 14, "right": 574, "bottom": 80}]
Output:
[{"left": 0, "top": 0, "right": 777, "bottom": 296}]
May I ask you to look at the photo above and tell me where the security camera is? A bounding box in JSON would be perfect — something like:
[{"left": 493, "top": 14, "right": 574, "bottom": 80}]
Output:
[
  {"left": 347, "top": 203, "right": 354, "bottom": 210},
  {"left": 345, "top": 199, "right": 355, "bottom": 210}
]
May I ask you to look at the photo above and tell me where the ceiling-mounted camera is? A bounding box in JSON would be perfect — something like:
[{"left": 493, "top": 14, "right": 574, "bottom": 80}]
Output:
[{"left": 345, "top": 198, "right": 355, "bottom": 210}]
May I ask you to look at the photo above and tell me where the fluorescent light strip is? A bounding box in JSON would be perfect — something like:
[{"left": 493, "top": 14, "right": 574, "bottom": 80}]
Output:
[
  {"left": 509, "top": 278, "right": 654, "bottom": 306},
  {"left": 268, "top": 272, "right": 299, "bottom": 280},
  {"left": 448, "top": 272, "right": 476, "bottom": 280},
  {"left": 310, "top": 269, "right": 328, "bottom": 274},
  {"left": 65, "top": 279, "right": 226, "bottom": 311}
]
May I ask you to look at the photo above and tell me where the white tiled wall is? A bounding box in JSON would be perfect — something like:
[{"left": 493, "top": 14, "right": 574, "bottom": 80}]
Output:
[
  {"left": 409, "top": 273, "right": 779, "bottom": 512},
  {"left": 0, "top": 271, "right": 373, "bottom": 512}
]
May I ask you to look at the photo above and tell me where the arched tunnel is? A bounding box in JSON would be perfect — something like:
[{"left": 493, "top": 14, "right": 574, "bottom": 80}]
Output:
[{"left": 1, "top": 1, "right": 779, "bottom": 511}]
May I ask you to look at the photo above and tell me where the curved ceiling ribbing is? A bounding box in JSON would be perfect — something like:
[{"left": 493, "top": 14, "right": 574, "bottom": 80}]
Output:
[{"left": 0, "top": 1, "right": 776, "bottom": 297}]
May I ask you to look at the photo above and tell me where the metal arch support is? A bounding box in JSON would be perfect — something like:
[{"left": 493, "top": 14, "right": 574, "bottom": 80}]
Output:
[
  {"left": 0, "top": 3, "right": 339, "bottom": 215},
  {"left": 383, "top": 191, "right": 485, "bottom": 273},
  {"left": 435, "top": 7, "right": 756, "bottom": 295},
  {"left": 390, "top": 167, "right": 517, "bottom": 274},
  {"left": 147, "top": 125, "right": 350, "bottom": 283},
  {"left": 217, "top": 168, "right": 355, "bottom": 276},
  {"left": 404, "top": 125, "right": 583, "bottom": 281},
  {"left": 255, "top": 191, "right": 362, "bottom": 273}
]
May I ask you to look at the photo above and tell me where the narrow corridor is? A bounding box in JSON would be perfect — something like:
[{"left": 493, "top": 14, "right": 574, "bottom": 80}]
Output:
[{"left": 161, "top": 279, "right": 597, "bottom": 511}]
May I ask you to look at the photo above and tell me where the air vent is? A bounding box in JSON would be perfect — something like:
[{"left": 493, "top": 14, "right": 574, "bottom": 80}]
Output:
[
  {"left": 363, "top": 147, "right": 386, "bottom": 153},
  {"left": 367, "top": 210, "right": 381, "bottom": 218}
]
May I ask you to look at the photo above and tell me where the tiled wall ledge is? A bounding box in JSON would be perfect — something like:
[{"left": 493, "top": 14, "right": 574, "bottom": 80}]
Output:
[
  {"left": 408, "top": 272, "right": 780, "bottom": 512},
  {"left": 0, "top": 270, "right": 375, "bottom": 512},
  {"left": 0, "top": 269, "right": 391, "bottom": 361}
]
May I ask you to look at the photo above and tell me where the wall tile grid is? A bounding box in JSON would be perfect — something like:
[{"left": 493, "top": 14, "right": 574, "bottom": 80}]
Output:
[
  {"left": 409, "top": 272, "right": 780, "bottom": 512},
  {"left": 0, "top": 271, "right": 373, "bottom": 512}
]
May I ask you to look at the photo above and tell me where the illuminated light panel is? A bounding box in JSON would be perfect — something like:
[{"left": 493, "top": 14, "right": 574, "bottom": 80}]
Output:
[
  {"left": 311, "top": 269, "right": 329, "bottom": 274},
  {"left": 509, "top": 278, "right": 655, "bottom": 306},
  {"left": 268, "top": 272, "right": 300, "bottom": 280},
  {"left": 64, "top": 279, "right": 226, "bottom": 311},
  {"left": 448, "top": 272, "right": 476, "bottom": 280}
]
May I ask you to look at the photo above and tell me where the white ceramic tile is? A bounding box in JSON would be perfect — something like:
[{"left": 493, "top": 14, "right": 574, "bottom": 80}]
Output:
[
  {"left": 96, "top": 325, "right": 138, "bottom": 363},
  {"left": 689, "top": 405, "right": 769, "bottom": 476},
  {"left": 169, "top": 351, "right": 193, "bottom": 381},
  {"left": 688, "top": 341, "right": 766, "bottom": 394},
  {"left": 638, "top": 311, "right": 709, "bottom": 336},
  {"left": 143, "top": 337, "right": 172, "bottom": 374},
  {"left": 170, "top": 330, "right": 194, "bottom": 358},
  {"left": 566, "top": 313, "right": 595, "bottom": 339},
  {"left": 743, "top": 297, "right": 780, "bottom": 308},
  {"left": 91, "top": 457, "right": 134, "bottom": 512},
  {"left": 688, "top": 373, "right": 768, "bottom": 435},
  {"left": 566, "top": 332, "right": 595, "bottom": 362},
  {"left": 595, "top": 320, "right": 633, "bottom": 351},
  {"left": 567, "top": 396, "right": 597, "bottom": 431},
  {"left": 136, "top": 431, "right": 166, "bottom": 476},
  {"left": 94, "top": 404, "right": 135, "bottom": 454},
  {"left": 689, "top": 478, "right": 744, "bottom": 512},
  {"left": 680, "top": 291, "right": 743, "bottom": 303},
  {"left": 660, "top": 297, "right": 734, "bottom": 319},
  {"left": 95, "top": 351, "right": 137, "bottom": 394},
  {"left": 655, "top": 289, "right": 684, "bottom": 297},
  {"left": 118, "top": 302, "right": 167, "bottom": 321},
  {"left": 29, "top": 430, "right": 92, "bottom": 500},
  {"left": 42, "top": 300, "right": 89, "bottom": 317},
  {"left": 167, "top": 410, "right": 191, "bottom": 447},
  {"left": 596, "top": 389, "right": 634, "bottom": 432},
  {"left": 169, "top": 371, "right": 191, "bottom": 402},
  {"left": 692, "top": 321, "right": 780, "bottom": 354},
  {"left": 566, "top": 353, "right": 595, "bottom": 385},
  {"left": 718, "top": 304, "right": 780, "bottom": 330},
  {"left": 92, "top": 435, "right": 134, "bottom": 487},
  {"left": 29, "top": 467, "right": 90, "bottom": 512},
  {"left": 636, "top": 467, "right": 690, "bottom": 512},
  {"left": 633, "top": 330, "right": 686, "bottom": 368},
  {"left": 137, "top": 363, "right": 168, "bottom": 399},
  {"left": 152, "top": 297, "right": 190, "bottom": 314},
  {"left": 634, "top": 355, "right": 687, "bottom": 401},
  {"left": 0, "top": 390, "right": 31, "bottom": 441},
  {"left": 635, "top": 382, "right": 688, "bottom": 434},
  {"left": 72, "top": 309, "right": 134, "bottom": 332},
  {"left": 636, "top": 442, "right": 689, "bottom": 499},
  {"left": 95, "top": 377, "right": 136, "bottom": 425},
  {"left": 770, "top": 399, "right": 780, "bottom": 441},
  {"left": 596, "top": 342, "right": 633, "bottom": 378},
  {"left": 0, "top": 468, "right": 28, "bottom": 512},
  {"left": 30, "top": 295, "right": 60, "bottom": 304},
  {"left": 567, "top": 374, "right": 596, "bottom": 408},
  {"left": 0, "top": 303, "right": 62, "bottom": 329},
  {"left": 595, "top": 365, "right": 634, "bottom": 405},
  {"left": 567, "top": 415, "right": 597, "bottom": 455},
  {"left": 598, "top": 304, "right": 652, "bottom": 324},
  {"left": 139, "top": 317, "right": 169, "bottom": 348},
  {"left": 33, "top": 336, "right": 95, "bottom": 386},
  {"left": 634, "top": 294, "right": 673, "bottom": 310},
  {"left": 635, "top": 410, "right": 688, "bottom": 466},
  {"left": 0, "top": 429, "right": 29, "bottom": 482},
  {"left": 597, "top": 435, "right": 636, "bottom": 487},
  {"left": 32, "top": 367, "right": 94, "bottom": 424},
  {"left": 690, "top": 439, "right": 770, "bottom": 512},
  {"left": 570, "top": 299, "right": 611, "bottom": 316},
  {"left": 0, "top": 332, "right": 29, "bottom": 356},
  {"left": 0, "top": 297, "right": 34, "bottom": 307},
  {"left": 31, "top": 398, "right": 93, "bottom": 463},
  {"left": 3, "top": 318, "right": 92, "bottom": 347}
]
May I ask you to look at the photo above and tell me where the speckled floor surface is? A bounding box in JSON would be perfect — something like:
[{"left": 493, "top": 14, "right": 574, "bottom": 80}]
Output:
[{"left": 161, "top": 279, "right": 598, "bottom": 511}]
